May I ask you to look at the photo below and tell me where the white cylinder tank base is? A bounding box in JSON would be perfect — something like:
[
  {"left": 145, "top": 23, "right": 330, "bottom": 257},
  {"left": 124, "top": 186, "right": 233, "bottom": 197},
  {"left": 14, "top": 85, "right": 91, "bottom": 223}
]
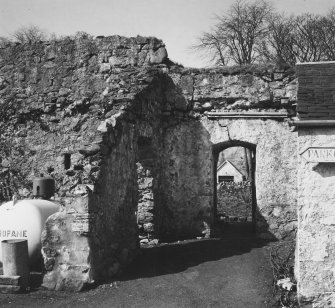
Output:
[{"left": 0, "top": 199, "right": 59, "bottom": 269}]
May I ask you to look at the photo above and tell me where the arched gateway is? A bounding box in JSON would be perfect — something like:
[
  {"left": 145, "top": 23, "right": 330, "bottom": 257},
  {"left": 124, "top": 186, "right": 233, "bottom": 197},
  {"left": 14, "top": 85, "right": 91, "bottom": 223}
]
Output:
[{"left": 1, "top": 35, "right": 330, "bottom": 305}]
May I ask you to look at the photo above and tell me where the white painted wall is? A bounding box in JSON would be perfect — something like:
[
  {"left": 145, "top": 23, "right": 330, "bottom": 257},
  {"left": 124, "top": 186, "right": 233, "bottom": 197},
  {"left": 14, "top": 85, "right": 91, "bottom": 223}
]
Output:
[{"left": 297, "top": 127, "right": 335, "bottom": 305}]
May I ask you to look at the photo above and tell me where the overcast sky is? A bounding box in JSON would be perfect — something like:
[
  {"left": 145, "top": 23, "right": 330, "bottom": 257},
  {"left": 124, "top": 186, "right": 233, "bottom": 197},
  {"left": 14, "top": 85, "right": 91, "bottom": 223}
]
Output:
[{"left": 1, "top": 0, "right": 335, "bottom": 67}]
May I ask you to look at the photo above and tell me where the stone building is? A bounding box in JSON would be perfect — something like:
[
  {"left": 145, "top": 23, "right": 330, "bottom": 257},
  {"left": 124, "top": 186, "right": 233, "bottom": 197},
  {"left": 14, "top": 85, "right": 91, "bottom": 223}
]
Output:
[
  {"left": 217, "top": 160, "right": 245, "bottom": 183},
  {"left": 0, "top": 35, "right": 300, "bottom": 293},
  {"left": 217, "top": 146, "right": 249, "bottom": 179},
  {"left": 294, "top": 62, "right": 335, "bottom": 307}
]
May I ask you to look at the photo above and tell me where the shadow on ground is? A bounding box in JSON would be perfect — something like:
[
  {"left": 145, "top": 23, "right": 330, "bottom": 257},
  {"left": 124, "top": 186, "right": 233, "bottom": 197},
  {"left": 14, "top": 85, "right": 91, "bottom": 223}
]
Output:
[
  {"left": 122, "top": 222, "right": 273, "bottom": 281},
  {"left": 0, "top": 222, "right": 278, "bottom": 308}
]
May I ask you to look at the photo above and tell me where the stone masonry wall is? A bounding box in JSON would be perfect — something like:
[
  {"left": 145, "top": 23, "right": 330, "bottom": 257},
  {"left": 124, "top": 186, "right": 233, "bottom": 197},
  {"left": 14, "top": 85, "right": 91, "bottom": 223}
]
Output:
[
  {"left": 217, "top": 182, "right": 252, "bottom": 219},
  {"left": 169, "top": 65, "right": 297, "bottom": 114},
  {"left": 87, "top": 121, "right": 138, "bottom": 282},
  {"left": 0, "top": 35, "right": 168, "bottom": 201},
  {"left": 0, "top": 35, "right": 170, "bottom": 289},
  {"left": 162, "top": 65, "right": 297, "bottom": 240},
  {"left": 137, "top": 161, "right": 156, "bottom": 242},
  {"left": 157, "top": 115, "right": 297, "bottom": 241},
  {"left": 0, "top": 35, "right": 299, "bottom": 290},
  {"left": 137, "top": 135, "right": 159, "bottom": 245},
  {"left": 200, "top": 117, "right": 297, "bottom": 239},
  {"left": 160, "top": 120, "right": 213, "bottom": 241}
]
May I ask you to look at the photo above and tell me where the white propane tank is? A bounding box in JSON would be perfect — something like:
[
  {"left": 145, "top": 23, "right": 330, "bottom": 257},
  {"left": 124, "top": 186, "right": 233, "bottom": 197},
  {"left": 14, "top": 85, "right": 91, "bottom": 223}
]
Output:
[{"left": 0, "top": 199, "right": 59, "bottom": 268}]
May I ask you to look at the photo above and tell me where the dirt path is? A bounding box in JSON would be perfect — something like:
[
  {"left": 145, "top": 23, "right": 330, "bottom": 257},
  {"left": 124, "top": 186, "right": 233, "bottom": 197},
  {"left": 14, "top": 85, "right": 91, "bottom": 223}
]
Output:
[{"left": 0, "top": 223, "right": 277, "bottom": 307}]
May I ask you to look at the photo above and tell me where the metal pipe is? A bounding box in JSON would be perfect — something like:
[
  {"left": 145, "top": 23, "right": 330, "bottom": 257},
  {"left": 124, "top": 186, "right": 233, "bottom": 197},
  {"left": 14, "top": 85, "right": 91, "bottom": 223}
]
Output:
[
  {"left": 206, "top": 112, "right": 288, "bottom": 119},
  {"left": 290, "top": 120, "right": 335, "bottom": 127}
]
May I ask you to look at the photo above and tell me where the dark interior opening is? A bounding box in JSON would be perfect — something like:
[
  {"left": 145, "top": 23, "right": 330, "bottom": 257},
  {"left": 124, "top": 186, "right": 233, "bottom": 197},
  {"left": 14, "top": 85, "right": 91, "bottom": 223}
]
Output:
[{"left": 63, "top": 153, "right": 71, "bottom": 170}]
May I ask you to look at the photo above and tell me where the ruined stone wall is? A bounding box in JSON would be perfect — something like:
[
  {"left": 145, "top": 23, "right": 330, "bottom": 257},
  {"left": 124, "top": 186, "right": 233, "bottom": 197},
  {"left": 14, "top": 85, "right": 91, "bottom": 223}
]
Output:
[
  {"left": 0, "top": 35, "right": 168, "bottom": 201},
  {"left": 197, "top": 118, "right": 297, "bottom": 239},
  {"left": 169, "top": 65, "right": 297, "bottom": 114},
  {"left": 0, "top": 35, "right": 170, "bottom": 289},
  {"left": 157, "top": 118, "right": 297, "bottom": 241},
  {"left": 217, "top": 182, "right": 252, "bottom": 219},
  {"left": 160, "top": 120, "right": 213, "bottom": 241},
  {"left": 133, "top": 65, "right": 298, "bottom": 241},
  {"left": 88, "top": 121, "right": 138, "bottom": 281},
  {"left": 162, "top": 67, "right": 298, "bottom": 240},
  {"left": 0, "top": 35, "right": 299, "bottom": 290},
  {"left": 137, "top": 142, "right": 156, "bottom": 243}
]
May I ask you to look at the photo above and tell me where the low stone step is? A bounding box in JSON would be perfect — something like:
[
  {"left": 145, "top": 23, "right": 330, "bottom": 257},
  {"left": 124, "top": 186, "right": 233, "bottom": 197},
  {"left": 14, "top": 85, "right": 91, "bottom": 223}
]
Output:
[
  {"left": 0, "top": 284, "right": 21, "bottom": 294},
  {"left": 0, "top": 275, "right": 20, "bottom": 286}
]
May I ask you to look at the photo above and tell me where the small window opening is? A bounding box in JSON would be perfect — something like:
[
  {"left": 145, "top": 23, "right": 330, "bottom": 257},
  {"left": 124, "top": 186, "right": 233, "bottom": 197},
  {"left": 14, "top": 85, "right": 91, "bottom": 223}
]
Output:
[{"left": 63, "top": 153, "right": 71, "bottom": 170}]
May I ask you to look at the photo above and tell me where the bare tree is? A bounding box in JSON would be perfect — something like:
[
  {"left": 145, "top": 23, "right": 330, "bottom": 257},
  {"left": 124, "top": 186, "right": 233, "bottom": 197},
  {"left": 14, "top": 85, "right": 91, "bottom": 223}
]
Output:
[
  {"left": 192, "top": 30, "right": 227, "bottom": 66},
  {"left": 318, "top": 9, "right": 335, "bottom": 61},
  {"left": 12, "top": 25, "right": 47, "bottom": 44},
  {"left": 262, "top": 11, "right": 335, "bottom": 65},
  {"left": 193, "top": 0, "right": 273, "bottom": 66},
  {"left": 260, "top": 13, "right": 297, "bottom": 66},
  {"left": 194, "top": 1, "right": 335, "bottom": 67},
  {"left": 292, "top": 14, "right": 325, "bottom": 62}
]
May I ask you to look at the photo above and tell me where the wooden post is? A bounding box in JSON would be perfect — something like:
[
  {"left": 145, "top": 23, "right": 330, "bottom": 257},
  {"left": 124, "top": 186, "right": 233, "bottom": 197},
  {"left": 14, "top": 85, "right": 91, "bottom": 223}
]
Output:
[{"left": 1, "top": 239, "right": 30, "bottom": 289}]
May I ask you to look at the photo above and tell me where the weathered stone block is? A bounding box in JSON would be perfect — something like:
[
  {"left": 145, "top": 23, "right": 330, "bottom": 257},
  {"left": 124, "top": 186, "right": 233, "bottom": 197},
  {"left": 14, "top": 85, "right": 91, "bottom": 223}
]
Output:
[
  {"left": 143, "top": 223, "right": 154, "bottom": 233},
  {"left": 149, "top": 47, "right": 167, "bottom": 64},
  {"left": 0, "top": 275, "right": 20, "bottom": 286},
  {"left": 0, "top": 285, "right": 21, "bottom": 294}
]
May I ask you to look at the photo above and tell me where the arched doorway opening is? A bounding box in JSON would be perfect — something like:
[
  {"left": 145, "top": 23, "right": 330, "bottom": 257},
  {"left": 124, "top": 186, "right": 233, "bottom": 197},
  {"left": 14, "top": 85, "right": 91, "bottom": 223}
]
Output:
[{"left": 212, "top": 140, "right": 257, "bottom": 234}]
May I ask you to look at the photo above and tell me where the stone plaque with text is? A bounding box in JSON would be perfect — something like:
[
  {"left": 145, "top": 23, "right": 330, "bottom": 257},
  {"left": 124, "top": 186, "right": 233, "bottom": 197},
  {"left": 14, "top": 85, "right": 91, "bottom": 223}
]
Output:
[{"left": 300, "top": 147, "right": 335, "bottom": 162}]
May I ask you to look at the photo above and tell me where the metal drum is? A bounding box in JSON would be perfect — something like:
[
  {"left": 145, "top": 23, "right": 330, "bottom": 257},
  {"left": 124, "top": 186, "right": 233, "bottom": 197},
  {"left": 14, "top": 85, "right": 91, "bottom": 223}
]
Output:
[{"left": 33, "top": 175, "right": 55, "bottom": 199}]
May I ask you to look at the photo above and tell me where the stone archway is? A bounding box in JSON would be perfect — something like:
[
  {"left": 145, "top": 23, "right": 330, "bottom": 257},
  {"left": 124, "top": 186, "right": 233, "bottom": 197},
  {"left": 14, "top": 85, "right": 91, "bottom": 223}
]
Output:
[
  {"left": 156, "top": 115, "right": 297, "bottom": 241},
  {"left": 212, "top": 140, "right": 257, "bottom": 232},
  {"left": 200, "top": 116, "right": 297, "bottom": 240}
]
